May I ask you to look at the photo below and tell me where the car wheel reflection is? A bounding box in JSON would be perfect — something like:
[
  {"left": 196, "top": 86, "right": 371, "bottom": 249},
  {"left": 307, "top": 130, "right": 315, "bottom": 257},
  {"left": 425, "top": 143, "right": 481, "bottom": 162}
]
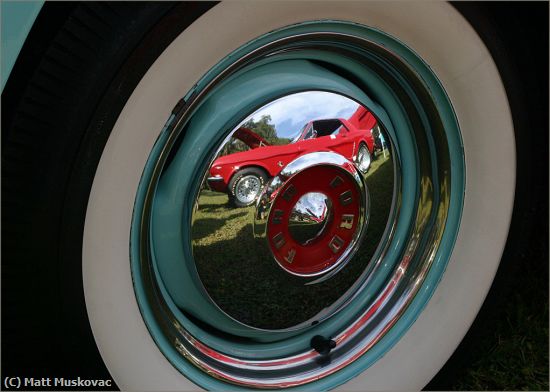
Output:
[
  {"left": 228, "top": 167, "right": 268, "bottom": 207},
  {"left": 355, "top": 143, "right": 372, "bottom": 173}
]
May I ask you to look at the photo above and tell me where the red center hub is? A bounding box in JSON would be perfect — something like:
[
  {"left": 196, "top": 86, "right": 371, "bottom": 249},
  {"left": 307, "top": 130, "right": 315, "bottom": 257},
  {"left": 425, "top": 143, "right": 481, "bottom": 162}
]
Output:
[{"left": 267, "top": 165, "right": 362, "bottom": 276}]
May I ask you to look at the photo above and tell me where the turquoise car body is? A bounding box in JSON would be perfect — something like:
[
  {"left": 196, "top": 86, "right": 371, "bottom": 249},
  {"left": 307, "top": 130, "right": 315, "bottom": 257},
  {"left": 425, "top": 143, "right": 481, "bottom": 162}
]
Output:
[{"left": 1, "top": 1, "right": 43, "bottom": 90}]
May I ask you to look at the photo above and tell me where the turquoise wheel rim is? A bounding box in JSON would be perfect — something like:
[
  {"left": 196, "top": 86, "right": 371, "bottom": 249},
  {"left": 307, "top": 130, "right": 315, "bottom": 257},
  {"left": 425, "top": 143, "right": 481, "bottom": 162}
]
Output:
[{"left": 131, "top": 20, "right": 464, "bottom": 390}]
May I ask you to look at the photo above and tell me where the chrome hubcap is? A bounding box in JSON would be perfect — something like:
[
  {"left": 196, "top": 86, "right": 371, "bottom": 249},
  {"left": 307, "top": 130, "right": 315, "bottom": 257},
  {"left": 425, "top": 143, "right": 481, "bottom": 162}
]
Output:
[
  {"left": 130, "top": 22, "right": 464, "bottom": 390},
  {"left": 255, "top": 151, "right": 368, "bottom": 278},
  {"left": 193, "top": 98, "right": 379, "bottom": 330}
]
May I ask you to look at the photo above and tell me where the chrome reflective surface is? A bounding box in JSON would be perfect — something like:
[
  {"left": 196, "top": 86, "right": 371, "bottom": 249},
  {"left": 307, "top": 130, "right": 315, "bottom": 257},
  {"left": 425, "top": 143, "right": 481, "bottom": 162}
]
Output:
[
  {"left": 192, "top": 92, "right": 390, "bottom": 329},
  {"left": 288, "top": 192, "right": 332, "bottom": 245},
  {"left": 135, "top": 29, "right": 456, "bottom": 389},
  {"left": 253, "top": 150, "right": 368, "bottom": 280}
]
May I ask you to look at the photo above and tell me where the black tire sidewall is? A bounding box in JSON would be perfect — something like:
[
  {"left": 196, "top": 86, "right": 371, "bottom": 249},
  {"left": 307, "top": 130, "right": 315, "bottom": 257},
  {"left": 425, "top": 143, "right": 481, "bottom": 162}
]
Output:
[{"left": 1, "top": 2, "right": 215, "bottom": 382}]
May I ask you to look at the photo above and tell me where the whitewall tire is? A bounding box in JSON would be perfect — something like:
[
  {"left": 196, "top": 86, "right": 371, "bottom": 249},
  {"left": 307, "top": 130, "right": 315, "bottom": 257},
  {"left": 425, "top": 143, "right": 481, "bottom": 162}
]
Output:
[{"left": 82, "top": 2, "right": 515, "bottom": 390}]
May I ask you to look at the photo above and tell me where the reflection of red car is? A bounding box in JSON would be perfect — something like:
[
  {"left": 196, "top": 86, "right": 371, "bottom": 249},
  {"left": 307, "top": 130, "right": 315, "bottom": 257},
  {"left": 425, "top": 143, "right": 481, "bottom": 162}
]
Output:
[{"left": 208, "top": 107, "right": 376, "bottom": 207}]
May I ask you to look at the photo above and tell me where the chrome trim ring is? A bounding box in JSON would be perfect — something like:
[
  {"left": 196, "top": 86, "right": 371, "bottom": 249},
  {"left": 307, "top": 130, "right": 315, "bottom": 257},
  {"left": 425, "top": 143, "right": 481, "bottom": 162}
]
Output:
[{"left": 130, "top": 22, "right": 464, "bottom": 390}]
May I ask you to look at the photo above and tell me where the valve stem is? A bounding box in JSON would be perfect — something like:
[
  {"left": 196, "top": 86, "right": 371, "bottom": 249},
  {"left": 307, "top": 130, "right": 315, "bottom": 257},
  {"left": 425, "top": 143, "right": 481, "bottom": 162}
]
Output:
[{"left": 311, "top": 335, "right": 336, "bottom": 355}]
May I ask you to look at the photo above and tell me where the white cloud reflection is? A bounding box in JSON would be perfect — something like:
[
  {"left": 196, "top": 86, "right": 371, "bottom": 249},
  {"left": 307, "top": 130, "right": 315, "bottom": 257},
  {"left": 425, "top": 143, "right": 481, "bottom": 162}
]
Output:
[{"left": 247, "top": 91, "right": 359, "bottom": 139}]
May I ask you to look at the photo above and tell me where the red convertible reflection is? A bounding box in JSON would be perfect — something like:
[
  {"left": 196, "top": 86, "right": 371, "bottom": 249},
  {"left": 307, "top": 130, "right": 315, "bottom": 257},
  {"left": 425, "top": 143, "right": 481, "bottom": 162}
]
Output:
[{"left": 208, "top": 106, "right": 377, "bottom": 207}]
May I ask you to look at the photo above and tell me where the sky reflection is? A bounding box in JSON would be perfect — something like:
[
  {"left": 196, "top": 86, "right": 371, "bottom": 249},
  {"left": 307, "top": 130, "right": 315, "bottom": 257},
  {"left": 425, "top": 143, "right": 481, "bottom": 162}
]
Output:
[{"left": 247, "top": 91, "right": 359, "bottom": 139}]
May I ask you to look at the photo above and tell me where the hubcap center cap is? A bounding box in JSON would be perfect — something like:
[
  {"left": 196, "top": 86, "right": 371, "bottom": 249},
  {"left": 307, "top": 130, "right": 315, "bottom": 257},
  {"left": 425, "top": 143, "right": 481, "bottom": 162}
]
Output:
[
  {"left": 262, "top": 161, "right": 366, "bottom": 278},
  {"left": 288, "top": 192, "right": 332, "bottom": 245}
]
